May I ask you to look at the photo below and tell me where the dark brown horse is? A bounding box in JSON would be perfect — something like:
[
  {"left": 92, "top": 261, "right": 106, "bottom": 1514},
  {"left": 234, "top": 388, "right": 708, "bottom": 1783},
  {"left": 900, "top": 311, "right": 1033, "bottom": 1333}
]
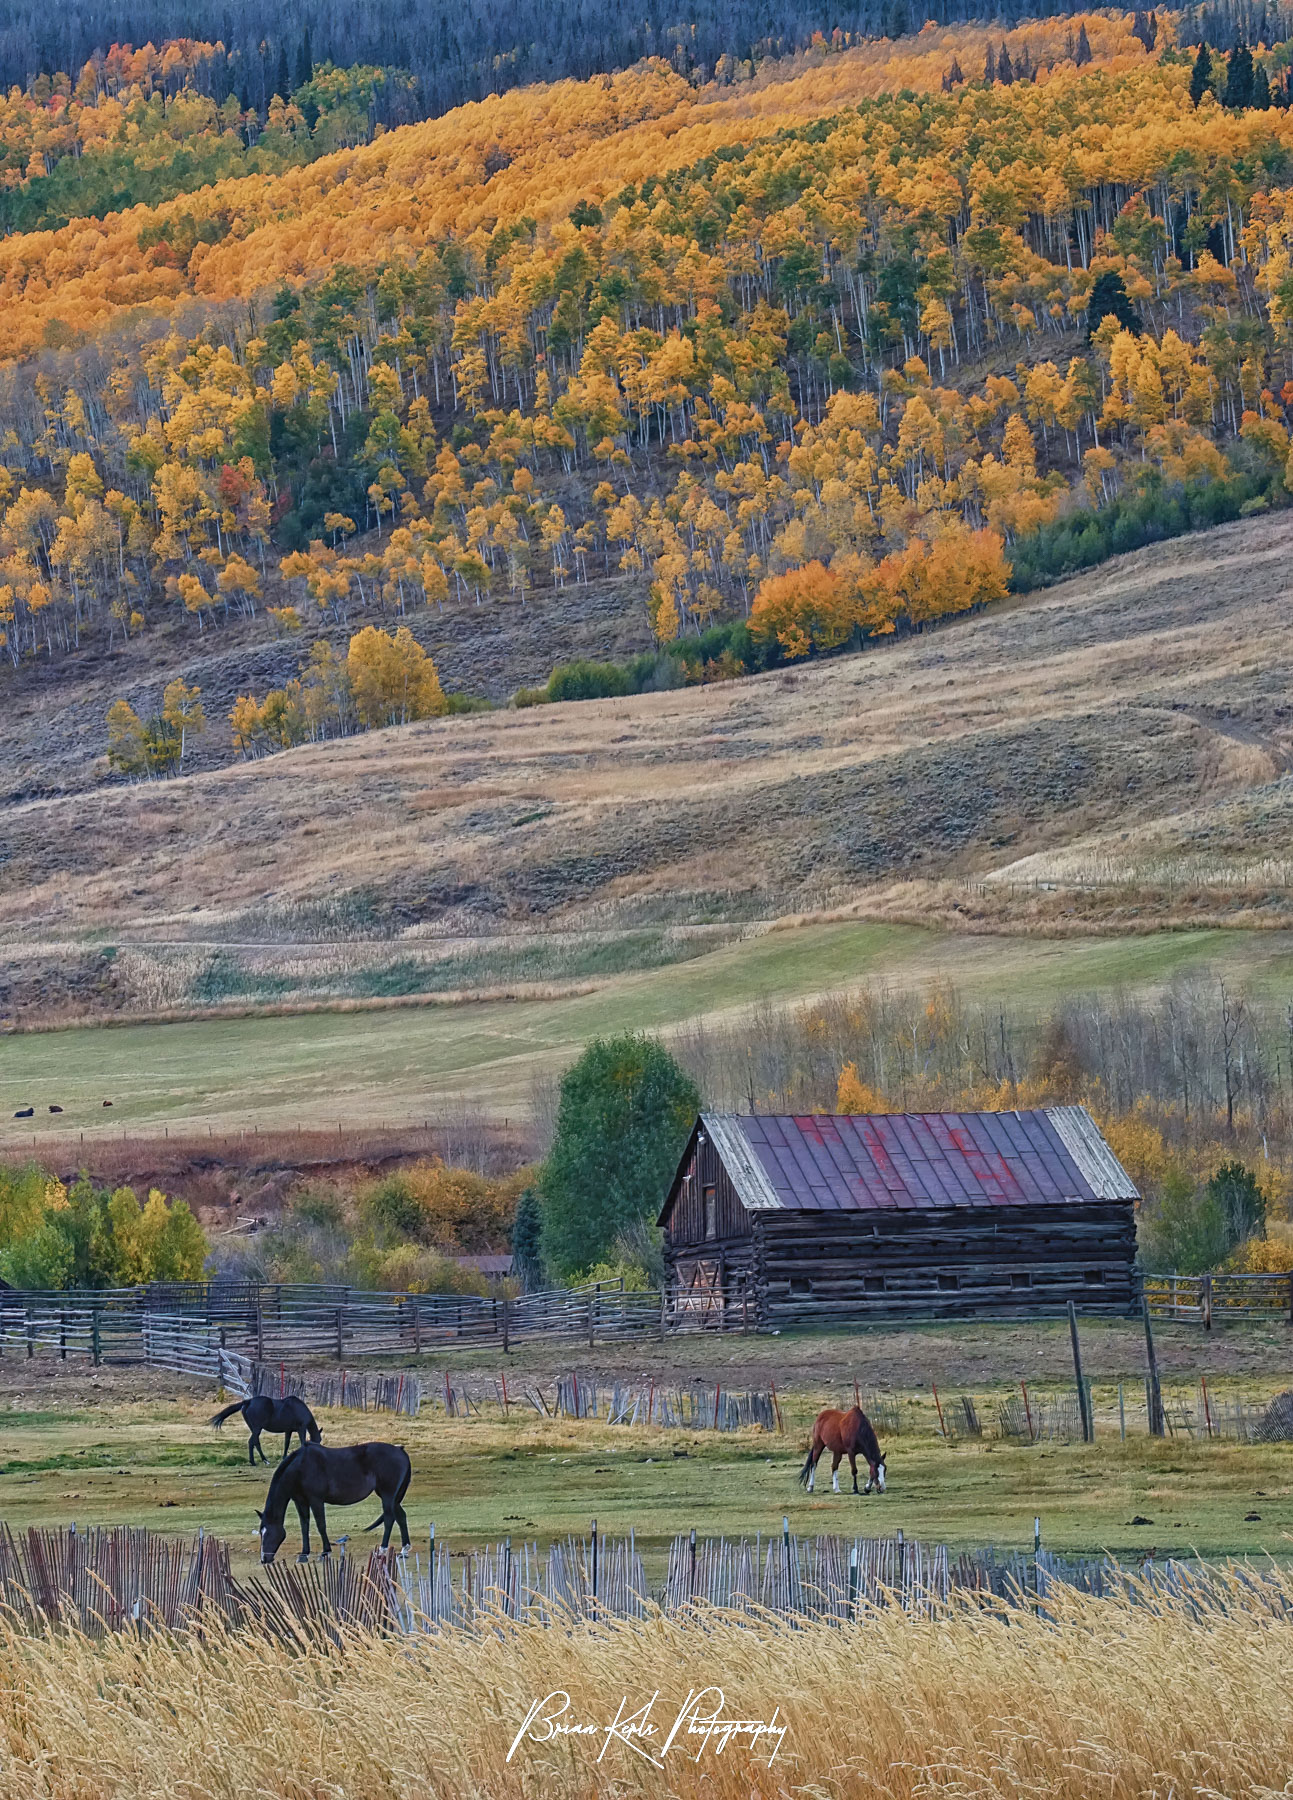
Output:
[
  {"left": 258, "top": 1441, "right": 412, "bottom": 1563},
  {"left": 211, "top": 1394, "right": 321, "bottom": 1465},
  {"left": 798, "top": 1406, "right": 886, "bottom": 1495}
]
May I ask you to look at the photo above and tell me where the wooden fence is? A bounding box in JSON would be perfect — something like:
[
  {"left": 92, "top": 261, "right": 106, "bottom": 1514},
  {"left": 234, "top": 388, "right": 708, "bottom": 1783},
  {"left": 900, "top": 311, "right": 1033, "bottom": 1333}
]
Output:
[
  {"left": 184, "top": 1345, "right": 780, "bottom": 1433},
  {"left": 0, "top": 1278, "right": 708, "bottom": 1366},
  {"left": 1144, "top": 1272, "right": 1293, "bottom": 1325},
  {"left": 0, "top": 1523, "right": 1273, "bottom": 1642}
]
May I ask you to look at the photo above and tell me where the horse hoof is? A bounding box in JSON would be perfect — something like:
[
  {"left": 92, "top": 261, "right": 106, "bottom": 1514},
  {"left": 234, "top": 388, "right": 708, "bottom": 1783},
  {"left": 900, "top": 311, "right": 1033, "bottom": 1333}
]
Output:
[{"left": 296, "top": 1552, "right": 311, "bottom": 1563}]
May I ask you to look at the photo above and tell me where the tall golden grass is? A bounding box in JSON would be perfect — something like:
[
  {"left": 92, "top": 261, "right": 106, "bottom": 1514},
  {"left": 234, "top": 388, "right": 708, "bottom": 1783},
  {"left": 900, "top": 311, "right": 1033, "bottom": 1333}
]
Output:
[{"left": 1, "top": 1579, "right": 1291, "bottom": 1797}]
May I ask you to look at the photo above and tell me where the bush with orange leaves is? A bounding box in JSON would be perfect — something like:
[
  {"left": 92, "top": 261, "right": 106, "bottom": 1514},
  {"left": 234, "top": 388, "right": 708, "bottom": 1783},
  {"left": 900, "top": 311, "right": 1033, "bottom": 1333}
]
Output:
[{"left": 750, "top": 527, "right": 1010, "bottom": 659}]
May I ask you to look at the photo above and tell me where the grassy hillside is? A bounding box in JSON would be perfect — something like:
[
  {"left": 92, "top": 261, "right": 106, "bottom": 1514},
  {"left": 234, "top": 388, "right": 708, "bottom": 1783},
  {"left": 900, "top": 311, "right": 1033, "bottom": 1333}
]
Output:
[{"left": 5, "top": 922, "right": 1293, "bottom": 1135}]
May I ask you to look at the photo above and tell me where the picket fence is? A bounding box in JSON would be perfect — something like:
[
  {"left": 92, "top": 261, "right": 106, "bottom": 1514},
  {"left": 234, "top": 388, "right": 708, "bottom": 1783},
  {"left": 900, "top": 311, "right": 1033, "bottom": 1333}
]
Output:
[
  {"left": 209, "top": 1350, "right": 779, "bottom": 1433},
  {"left": 0, "top": 1524, "right": 1273, "bottom": 1643}
]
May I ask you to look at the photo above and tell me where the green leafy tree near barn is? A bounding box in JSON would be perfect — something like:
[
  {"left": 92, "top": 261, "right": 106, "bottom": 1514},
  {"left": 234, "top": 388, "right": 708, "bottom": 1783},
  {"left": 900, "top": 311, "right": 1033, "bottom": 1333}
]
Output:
[{"left": 539, "top": 1035, "right": 699, "bottom": 1280}]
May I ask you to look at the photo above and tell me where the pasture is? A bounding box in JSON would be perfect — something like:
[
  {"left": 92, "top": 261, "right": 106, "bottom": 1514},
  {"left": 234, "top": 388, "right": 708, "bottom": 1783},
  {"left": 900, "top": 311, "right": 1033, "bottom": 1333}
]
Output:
[
  {"left": 4, "top": 920, "right": 1293, "bottom": 1135},
  {"left": 3, "top": 1313, "right": 1293, "bottom": 1574}
]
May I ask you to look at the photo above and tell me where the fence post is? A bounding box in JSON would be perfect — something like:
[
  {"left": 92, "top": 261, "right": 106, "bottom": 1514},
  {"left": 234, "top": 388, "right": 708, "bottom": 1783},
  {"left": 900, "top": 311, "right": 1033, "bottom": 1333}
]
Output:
[
  {"left": 502, "top": 1299, "right": 509, "bottom": 1357},
  {"left": 1143, "top": 1296, "right": 1164, "bottom": 1437},
  {"left": 91, "top": 1311, "right": 101, "bottom": 1368},
  {"left": 335, "top": 1308, "right": 344, "bottom": 1361},
  {"left": 255, "top": 1300, "right": 264, "bottom": 1364},
  {"left": 1033, "top": 1516, "right": 1042, "bottom": 1616},
  {"left": 59, "top": 1310, "right": 66, "bottom": 1361},
  {"left": 1068, "top": 1302, "right": 1093, "bottom": 1444},
  {"left": 588, "top": 1296, "right": 595, "bottom": 1350},
  {"left": 848, "top": 1540, "right": 859, "bottom": 1619},
  {"left": 25, "top": 1308, "right": 33, "bottom": 1360},
  {"left": 1202, "top": 1273, "right": 1213, "bottom": 1332}
]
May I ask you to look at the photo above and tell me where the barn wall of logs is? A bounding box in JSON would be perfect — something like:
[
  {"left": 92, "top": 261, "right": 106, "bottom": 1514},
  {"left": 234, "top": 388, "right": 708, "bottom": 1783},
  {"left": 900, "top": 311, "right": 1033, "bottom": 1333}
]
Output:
[{"left": 752, "top": 1202, "right": 1139, "bottom": 1325}]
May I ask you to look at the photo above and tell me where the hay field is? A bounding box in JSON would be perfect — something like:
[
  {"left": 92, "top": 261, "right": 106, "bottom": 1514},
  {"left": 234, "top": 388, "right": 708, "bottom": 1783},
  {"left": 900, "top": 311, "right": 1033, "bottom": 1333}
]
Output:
[{"left": 2, "top": 1563, "right": 1293, "bottom": 1797}]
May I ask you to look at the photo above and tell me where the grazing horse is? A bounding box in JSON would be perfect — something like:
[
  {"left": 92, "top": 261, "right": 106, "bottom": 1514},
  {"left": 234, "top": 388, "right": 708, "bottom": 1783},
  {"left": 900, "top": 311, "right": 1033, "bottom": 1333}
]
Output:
[
  {"left": 798, "top": 1406, "right": 886, "bottom": 1496},
  {"left": 258, "top": 1441, "right": 412, "bottom": 1563},
  {"left": 211, "top": 1394, "right": 321, "bottom": 1465}
]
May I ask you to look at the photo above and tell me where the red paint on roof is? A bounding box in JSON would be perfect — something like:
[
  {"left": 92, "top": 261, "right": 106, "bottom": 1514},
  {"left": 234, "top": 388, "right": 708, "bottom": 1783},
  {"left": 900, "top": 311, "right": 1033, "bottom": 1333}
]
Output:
[{"left": 734, "top": 1111, "right": 1097, "bottom": 1212}]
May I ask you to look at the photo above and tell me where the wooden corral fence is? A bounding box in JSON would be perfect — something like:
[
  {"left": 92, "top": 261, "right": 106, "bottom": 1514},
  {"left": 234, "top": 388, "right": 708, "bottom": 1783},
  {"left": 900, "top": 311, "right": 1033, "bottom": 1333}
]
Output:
[
  {"left": 0, "top": 1523, "right": 1270, "bottom": 1642},
  {"left": 1144, "top": 1272, "right": 1293, "bottom": 1325},
  {"left": 0, "top": 1278, "right": 728, "bottom": 1366}
]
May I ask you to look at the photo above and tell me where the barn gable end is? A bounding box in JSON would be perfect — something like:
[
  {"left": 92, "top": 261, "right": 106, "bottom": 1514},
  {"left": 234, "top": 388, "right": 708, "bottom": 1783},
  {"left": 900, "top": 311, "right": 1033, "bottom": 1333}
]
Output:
[{"left": 660, "top": 1108, "right": 1140, "bottom": 1326}]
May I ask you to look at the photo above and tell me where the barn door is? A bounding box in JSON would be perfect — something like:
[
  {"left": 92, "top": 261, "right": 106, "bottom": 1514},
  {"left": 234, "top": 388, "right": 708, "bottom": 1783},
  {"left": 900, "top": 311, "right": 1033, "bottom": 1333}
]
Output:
[{"left": 674, "top": 1257, "right": 724, "bottom": 1329}]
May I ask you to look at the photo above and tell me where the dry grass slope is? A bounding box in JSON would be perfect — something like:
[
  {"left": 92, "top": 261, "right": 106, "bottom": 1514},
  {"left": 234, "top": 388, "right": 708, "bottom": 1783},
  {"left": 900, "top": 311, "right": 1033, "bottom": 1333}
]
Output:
[{"left": 3, "top": 510, "right": 1292, "bottom": 958}]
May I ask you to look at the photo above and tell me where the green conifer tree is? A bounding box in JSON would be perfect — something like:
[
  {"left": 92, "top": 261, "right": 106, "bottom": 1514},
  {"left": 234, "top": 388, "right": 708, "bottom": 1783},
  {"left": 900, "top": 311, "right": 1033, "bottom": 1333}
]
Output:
[{"left": 1189, "top": 41, "right": 1213, "bottom": 107}]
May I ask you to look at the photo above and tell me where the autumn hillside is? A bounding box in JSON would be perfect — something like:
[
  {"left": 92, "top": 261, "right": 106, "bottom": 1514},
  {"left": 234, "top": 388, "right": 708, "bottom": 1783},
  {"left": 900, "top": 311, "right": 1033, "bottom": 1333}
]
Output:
[{"left": 4, "top": 10, "right": 1293, "bottom": 796}]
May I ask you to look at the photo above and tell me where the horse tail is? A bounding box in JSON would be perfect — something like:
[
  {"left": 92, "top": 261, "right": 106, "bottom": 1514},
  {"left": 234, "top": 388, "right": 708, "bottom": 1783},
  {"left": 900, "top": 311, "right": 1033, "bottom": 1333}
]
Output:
[
  {"left": 362, "top": 1514, "right": 385, "bottom": 1532},
  {"left": 797, "top": 1444, "right": 816, "bottom": 1487},
  {"left": 209, "top": 1400, "right": 245, "bottom": 1430}
]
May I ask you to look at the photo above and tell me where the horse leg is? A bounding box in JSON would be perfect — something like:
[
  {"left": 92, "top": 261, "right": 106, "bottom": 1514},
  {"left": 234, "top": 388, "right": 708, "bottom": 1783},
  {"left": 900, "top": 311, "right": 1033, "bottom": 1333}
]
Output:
[
  {"left": 248, "top": 1431, "right": 260, "bottom": 1466},
  {"left": 294, "top": 1498, "right": 312, "bottom": 1562},
  {"left": 830, "top": 1450, "right": 842, "bottom": 1494},
  {"left": 283, "top": 1432, "right": 292, "bottom": 1460},
  {"left": 313, "top": 1502, "right": 332, "bottom": 1556},
  {"left": 392, "top": 1465, "right": 412, "bottom": 1550},
  {"left": 849, "top": 1452, "right": 859, "bottom": 1495}
]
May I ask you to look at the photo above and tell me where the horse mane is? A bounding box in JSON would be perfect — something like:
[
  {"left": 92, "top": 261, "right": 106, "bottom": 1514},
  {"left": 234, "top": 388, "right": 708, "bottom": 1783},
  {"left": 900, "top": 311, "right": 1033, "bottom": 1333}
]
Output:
[{"left": 263, "top": 1444, "right": 306, "bottom": 1515}]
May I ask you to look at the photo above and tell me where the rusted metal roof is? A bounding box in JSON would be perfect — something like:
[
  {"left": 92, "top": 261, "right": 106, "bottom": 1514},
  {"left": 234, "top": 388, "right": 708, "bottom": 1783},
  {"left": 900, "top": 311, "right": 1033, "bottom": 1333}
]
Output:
[{"left": 701, "top": 1106, "right": 1137, "bottom": 1213}]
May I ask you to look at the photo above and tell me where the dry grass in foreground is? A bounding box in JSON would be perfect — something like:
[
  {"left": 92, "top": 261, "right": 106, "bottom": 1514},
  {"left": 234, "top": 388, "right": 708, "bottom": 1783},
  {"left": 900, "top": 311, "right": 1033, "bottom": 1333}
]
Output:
[{"left": 1, "top": 1581, "right": 1291, "bottom": 1797}]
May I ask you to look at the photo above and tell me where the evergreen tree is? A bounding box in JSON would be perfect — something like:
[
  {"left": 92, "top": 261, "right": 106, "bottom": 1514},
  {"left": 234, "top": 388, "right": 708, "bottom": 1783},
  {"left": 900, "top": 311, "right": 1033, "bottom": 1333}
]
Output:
[
  {"left": 510, "top": 1187, "right": 545, "bottom": 1291},
  {"left": 997, "top": 41, "right": 1014, "bottom": 84},
  {"left": 983, "top": 44, "right": 995, "bottom": 83},
  {"left": 296, "top": 28, "right": 313, "bottom": 91},
  {"left": 1206, "top": 1161, "right": 1266, "bottom": 1248},
  {"left": 1075, "top": 22, "right": 1092, "bottom": 65},
  {"left": 274, "top": 42, "right": 290, "bottom": 101},
  {"left": 1086, "top": 269, "right": 1143, "bottom": 340},
  {"left": 1224, "top": 40, "right": 1254, "bottom": 108},
  {"left": 539, "top": 1034, "right": 699, "bottom": 1279},
  {"left": 1254, "top": 61, "right": 1271, "bottom": 107},
  {"left": 1189, "top": 41, "right": 1213, "bottom": 106}
]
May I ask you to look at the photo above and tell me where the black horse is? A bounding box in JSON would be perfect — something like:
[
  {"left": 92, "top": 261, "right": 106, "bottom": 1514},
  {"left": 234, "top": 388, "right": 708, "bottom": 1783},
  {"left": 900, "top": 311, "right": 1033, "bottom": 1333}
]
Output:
[
  {"left": 211, "top": 1394, "right": 321, "bottom": 1465},
  {"left": 257, "top": 1441, "right": 412, "bottom": 1563}
]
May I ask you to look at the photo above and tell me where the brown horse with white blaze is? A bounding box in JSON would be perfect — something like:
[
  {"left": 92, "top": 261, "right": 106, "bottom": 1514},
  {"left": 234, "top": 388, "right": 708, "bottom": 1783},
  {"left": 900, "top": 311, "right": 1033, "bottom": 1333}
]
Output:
[{"left": 799, "top": 1406, "right": 886, "bottom": 1495}]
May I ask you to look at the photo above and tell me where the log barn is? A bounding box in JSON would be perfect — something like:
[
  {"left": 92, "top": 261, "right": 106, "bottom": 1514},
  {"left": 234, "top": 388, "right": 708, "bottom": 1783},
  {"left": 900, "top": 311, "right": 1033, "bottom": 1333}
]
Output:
[{"left": 658, "top": 1107, "right": 1139, "bottom": 1326}]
